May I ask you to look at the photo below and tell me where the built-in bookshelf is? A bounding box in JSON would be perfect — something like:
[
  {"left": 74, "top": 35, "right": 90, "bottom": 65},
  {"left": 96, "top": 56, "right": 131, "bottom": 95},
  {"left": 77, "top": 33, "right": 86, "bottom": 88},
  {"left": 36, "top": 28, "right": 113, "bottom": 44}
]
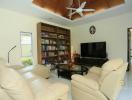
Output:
[{"left": 37, "top": 22, "right": 71, "bottom": 65}]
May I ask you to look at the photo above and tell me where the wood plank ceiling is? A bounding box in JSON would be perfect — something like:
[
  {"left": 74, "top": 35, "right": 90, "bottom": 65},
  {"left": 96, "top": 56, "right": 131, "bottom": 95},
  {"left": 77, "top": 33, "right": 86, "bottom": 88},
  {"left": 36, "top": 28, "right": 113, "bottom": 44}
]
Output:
[{"left": 32, "top": 0, "right": 125, "bottom": 20}]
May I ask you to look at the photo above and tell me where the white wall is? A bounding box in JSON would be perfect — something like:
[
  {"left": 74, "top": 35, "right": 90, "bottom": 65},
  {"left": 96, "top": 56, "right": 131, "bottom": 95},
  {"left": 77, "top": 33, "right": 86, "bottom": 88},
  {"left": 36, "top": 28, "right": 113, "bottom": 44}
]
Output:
[
  {"left": 71, "top": 12, "right": 132, "bottom": 61},
  {"left": 0, "top": 7, "right": 132, "bottom": 65},
  {"left": 0, "top": 8, "right": 69, "bottom": 65}
]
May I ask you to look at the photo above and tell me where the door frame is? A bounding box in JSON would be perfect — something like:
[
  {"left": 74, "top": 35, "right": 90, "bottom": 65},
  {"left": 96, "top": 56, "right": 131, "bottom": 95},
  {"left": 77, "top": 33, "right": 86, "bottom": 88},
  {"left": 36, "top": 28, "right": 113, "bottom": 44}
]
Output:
[{"left": 127, "top": 28, "right": 132, "bottom": 71}]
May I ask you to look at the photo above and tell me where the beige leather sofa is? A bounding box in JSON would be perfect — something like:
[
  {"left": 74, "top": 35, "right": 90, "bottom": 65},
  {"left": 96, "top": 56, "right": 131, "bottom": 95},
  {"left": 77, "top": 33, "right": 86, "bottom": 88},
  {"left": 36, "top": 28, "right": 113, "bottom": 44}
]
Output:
[
  {"left": 0, "top": 58, "right": 69, "bottom": 100},
  {"left": 71, "top": 58, "right": 128, "bottom": 100}
]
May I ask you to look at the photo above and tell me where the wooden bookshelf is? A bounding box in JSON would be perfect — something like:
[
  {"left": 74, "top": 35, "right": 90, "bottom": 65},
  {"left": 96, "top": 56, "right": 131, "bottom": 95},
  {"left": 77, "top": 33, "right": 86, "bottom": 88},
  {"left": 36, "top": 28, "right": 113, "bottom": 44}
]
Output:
[{"left": 37, "top": 22, "right": 71, "bottom": 65}]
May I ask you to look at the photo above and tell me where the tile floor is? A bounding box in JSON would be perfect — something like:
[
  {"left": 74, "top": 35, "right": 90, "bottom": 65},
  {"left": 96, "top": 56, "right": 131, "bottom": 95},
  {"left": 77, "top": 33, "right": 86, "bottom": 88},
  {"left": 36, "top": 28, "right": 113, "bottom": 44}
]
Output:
[
  {"left": 117, "top": 71, "right": 132, "bottom": 100},
  {"left": 48, "top": 70, "right": 132, "bottom": 100},
  {"left": 48, "top": 70, "right": 72, "bottom": 100}
]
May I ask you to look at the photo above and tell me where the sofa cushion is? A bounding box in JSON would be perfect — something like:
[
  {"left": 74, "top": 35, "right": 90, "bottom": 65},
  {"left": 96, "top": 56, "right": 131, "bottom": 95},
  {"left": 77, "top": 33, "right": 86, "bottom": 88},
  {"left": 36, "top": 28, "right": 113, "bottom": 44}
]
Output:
[
  {"left": 84, "top": 72, "right": 100, "bottom": 82},
  {"left": 34, "top": 83, "right": 69, "bottom": 100},
  {"left": 0, "top": 86, "right": 12, "bottom": 100},
  {"left": 72, "top": 74, "right": 99, "bottom": 90},
  {"left": 89, "top": 66, "right": 102, "bottom": 75},
  {"left": 102, "top": 58, "right": 123, "bottom": 71},
  {"left": 100, "top": 58, "right": 123, "bottom": 83},
  {"left": 0, "top": 66, "right": 35, "bottom": 100},
  {"left": 28, "top": 78, "right": 68, "bottom": 100}
]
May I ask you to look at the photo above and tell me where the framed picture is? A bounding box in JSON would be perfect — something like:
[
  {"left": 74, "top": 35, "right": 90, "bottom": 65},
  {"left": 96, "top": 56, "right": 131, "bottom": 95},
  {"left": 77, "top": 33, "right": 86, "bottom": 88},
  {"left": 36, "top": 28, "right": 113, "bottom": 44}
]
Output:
[{"left": 89, "top": 25, "right": 96, "bottom": 34}]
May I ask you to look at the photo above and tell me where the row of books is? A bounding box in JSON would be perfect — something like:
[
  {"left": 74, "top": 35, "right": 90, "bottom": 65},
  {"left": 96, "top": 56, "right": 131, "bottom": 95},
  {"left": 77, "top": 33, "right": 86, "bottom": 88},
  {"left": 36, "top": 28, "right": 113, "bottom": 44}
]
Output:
[
  {"left": 41, "top": 55, "right": 70, "bottom": 65},
  {"left": 57, "top": 29, "right": 67, "bottom": 34},
  {"left": 58, "top": 51, "right": 69, "bottom": 55},
  {"left": 41, "top": 45, "right": 57, "bottom": 51},
  {"left": 41, "top": 32, "right": 69, "bottom": 39},
  {"left": 41, "top": 39, "right": 56, "bottom": 44},
  {"left": 58, "top": 46, "right": 67, "bottom": 50},
  {"left": 41, "top": 26, "right": 55, "bottom": 32},
  {"left": 42, "top": 51, "right": 69, "bottom": 57},
  {"left": 41, "top": 32, "right": 57, "bottom": 38},
  {"left": 42, "top": 59, "right": 55, "bottom": 64},
  {"left": 43, "top": 52, "right": 57, "bottom": 57},
  {"left": 58, "top": 35, "right": 65, "bottom": 39},
  {"left": 58, "top": 41, "right": 65, "bottom": 44}
]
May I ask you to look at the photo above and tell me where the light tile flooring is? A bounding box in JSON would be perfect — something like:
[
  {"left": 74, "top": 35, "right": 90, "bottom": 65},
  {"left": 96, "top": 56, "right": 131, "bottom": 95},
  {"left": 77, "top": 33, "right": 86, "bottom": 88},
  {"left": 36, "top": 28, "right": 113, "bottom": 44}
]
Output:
[
  {"left": 48, "top": 70, "right": 132, "bottom": 100},
  {"left": 48, "top": 70, "right": 72, "bottom": 100},
  {"left": 117, "top": 71, "right": 132, "bottom": 100}
]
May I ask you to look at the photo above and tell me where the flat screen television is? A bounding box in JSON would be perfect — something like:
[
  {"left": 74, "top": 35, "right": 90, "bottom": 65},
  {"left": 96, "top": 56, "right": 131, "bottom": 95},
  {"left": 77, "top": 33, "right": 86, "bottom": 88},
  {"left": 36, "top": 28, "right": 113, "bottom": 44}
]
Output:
[{"left": 81, "top": 42, "right": 107, "bottom": 58}]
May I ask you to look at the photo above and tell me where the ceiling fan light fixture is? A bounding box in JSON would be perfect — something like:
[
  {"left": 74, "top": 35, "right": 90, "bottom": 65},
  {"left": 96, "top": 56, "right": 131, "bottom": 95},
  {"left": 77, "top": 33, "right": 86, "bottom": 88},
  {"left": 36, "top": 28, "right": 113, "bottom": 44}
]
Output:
[
  {"left": 66, "top": 0, "right": 95, "bottom": 19},
  {"left": 76, "top": 8, "right": 83, "bottom": 13}
]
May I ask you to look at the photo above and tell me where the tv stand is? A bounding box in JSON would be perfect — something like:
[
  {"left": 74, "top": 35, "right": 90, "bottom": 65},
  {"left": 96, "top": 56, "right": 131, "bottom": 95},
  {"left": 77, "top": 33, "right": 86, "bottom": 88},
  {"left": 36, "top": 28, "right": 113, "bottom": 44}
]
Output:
[{"left": 74, "top": 57, "right": 108, "bottom": 67}]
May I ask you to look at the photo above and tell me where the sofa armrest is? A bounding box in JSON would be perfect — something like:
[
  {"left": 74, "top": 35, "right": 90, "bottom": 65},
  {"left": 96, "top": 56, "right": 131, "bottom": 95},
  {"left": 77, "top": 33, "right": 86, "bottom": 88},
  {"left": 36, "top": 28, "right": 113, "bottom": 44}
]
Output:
[
  {"left": 89, "top": 66, "right": 102, "bottom": 75},
  {"left": 71, "top": 74, "right": 99, "bottom": 90},
  {"left": 43, "top": 83, "right": 69, "bottom": 100}
]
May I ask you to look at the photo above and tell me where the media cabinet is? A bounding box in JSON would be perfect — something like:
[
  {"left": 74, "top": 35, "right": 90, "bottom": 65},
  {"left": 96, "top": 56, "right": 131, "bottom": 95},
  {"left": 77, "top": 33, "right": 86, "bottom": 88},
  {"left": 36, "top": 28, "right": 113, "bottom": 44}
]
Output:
[{"left": 74, "top": 57, "right": 108, "bottom": 67}]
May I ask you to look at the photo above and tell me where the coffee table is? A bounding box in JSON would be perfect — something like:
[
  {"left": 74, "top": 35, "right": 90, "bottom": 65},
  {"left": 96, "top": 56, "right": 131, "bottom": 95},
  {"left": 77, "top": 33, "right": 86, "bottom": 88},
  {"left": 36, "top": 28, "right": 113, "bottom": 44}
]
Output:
[{"left": 56, "top": 64, "right": 88, "bottom": 79}]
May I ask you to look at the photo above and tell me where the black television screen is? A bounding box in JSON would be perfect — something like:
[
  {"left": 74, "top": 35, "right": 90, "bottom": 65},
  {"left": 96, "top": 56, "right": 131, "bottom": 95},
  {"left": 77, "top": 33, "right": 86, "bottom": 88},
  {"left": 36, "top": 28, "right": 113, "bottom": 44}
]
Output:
[{"left": 81, "top": 42, "right": 107, "bottom": 58}]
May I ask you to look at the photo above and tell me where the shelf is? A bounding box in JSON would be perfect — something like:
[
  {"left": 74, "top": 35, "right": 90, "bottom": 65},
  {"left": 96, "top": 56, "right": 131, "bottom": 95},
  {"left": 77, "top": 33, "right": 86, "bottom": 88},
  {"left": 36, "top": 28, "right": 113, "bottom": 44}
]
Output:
[
  {"left": 42, "top": 56, "right": 58, "bottom": 59},
  {"left": 57, "top": 33, "right": 67, "bottom": 35},
  {"left": 58, "top": 38, "right": 69, "bottom": 40},
  {"left": 58, "top": 44, "right": 70, "bottom": 46},
  {"left": 41, "top": 44, "right": 57, "bottom": 46},
  {"left": 42, "top": 50, "right": 68, "bottom": 52},
  {"left": 58, "top": 54, "right": 69, "bottom": 57},
  {"left": 42, "top": 50, "right": 57, "bottom": 52},
  {"left": 58, "top": 38, "right": 65, "bottom": 40},
  {"left": 41, "top": 29, "right": 56, "bottom": 33},
  {"left": 58, "top": 49, "right": 68, "bottom": 51},
  {"left": 37, "top": 22, "right": 71, "bottom": 65},
  {"left": 41, "top": 37, "right": 57, "bottom": 40}
]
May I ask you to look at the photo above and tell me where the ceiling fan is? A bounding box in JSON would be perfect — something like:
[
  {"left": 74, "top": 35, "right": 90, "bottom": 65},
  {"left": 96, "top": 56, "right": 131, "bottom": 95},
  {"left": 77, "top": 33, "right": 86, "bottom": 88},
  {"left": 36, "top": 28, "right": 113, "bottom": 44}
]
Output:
[{"left": 67, "top": 0, "right": 95, "bottom": 19}]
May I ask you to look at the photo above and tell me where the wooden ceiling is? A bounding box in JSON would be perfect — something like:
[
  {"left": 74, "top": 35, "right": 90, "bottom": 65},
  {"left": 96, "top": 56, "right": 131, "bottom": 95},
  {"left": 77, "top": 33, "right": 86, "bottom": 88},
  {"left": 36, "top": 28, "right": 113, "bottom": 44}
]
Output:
[{"left": 32, "top": 0, "right": 125, "bottom": 20}]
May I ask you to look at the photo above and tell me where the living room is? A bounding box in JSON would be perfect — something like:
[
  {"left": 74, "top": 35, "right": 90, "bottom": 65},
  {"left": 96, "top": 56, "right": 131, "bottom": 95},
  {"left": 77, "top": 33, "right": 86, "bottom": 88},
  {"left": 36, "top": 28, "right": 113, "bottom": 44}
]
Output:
[{"left": 0, "top": 0, "right": 132, "bottom": 100}]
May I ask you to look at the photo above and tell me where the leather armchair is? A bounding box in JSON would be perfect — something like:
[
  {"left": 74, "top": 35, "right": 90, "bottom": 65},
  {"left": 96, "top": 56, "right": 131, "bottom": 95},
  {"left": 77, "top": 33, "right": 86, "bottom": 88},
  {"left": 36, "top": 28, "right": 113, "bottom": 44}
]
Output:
[{"left": 71, "top": 58, "right": 128, "bottom": 100}]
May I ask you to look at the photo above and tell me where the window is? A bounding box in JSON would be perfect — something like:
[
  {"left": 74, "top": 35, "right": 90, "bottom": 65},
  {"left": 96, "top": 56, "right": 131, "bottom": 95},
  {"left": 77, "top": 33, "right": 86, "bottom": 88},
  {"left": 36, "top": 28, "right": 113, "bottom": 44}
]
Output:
[{"left": 20, "top": 32, "right": 33, "bottom": 66}]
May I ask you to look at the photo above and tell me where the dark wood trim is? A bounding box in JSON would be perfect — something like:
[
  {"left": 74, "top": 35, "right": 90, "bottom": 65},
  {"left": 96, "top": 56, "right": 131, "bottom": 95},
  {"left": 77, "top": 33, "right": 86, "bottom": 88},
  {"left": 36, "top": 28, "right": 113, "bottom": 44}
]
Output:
[
  {"left": 127, "top": 28, "right": 132, "bottom": 71},
  {"left": 33, "top": 0, "right": 124, "bottom": 20},
  {"left": 105, "top": 0, "right": 111, "bottom": 8}
]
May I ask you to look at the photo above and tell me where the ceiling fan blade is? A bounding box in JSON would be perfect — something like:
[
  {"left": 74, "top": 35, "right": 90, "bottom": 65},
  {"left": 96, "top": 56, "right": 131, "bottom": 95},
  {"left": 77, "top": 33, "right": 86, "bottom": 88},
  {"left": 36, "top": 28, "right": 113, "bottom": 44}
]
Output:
[
  {"left": 66, "top": 7, "right": 76, "bottom": 10},
  {"left": 78, "top": 12, "right": 83, "bottom": 17},
  {"left": 83, "top": 9, "right": 95, "bottom": 12},
  {"left": 80, "top": 1, "right": 86, "bottom": 8},
  {"left": 69, "top": 9, "right": 72, "bottom": 19},
  {"left": 69, "top": 11, "right": 76, "bottom": 17},
  {"left": 69, "top": 15, "right": 72, "bottom": 19}
]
